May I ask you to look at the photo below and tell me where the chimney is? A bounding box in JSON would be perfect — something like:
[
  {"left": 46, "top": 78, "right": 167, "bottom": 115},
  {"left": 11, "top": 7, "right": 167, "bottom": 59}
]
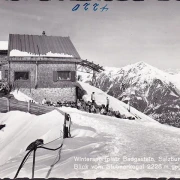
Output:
[{"left": 42, "top": 31, "right": 46, "bottom": 35}]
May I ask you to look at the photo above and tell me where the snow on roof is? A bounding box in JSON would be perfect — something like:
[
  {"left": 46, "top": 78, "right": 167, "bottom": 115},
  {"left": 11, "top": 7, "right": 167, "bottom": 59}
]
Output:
[
  {"left": 10, "top": 49, "right": 73, "bottom": 57},
  {"left": 9, "top": 34, "right": 81, "bottom": 58},
  {"left": 0, "top": 41, "right": 8, "bottom": 50}
]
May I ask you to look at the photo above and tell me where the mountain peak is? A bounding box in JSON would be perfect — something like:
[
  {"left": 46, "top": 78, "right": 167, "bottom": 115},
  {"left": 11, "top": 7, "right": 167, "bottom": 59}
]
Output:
[
  {"left": 134, "top": 61, "right": 150, "bottom": 67},
  {"left": 120, "top": 61, "right": 172, "bottom": 83},
  {"left": 124, "top": 61, "right": 153, "bottom": 73}
]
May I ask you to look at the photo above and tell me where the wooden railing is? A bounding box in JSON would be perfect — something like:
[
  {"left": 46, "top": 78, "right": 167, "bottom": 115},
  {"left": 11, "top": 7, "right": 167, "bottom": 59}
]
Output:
[{"left": 0, "top": 97, "right": 65, "bottom": 116}]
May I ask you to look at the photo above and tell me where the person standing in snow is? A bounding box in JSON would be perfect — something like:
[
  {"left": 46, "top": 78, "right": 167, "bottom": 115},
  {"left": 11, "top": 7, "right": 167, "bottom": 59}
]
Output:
[
  {"left": 100, "top": 104, "right": 107, "bottom": 115},
  {"left": 77, "top": 99, "right": 81, "bottom": 110},
  {"left": 128, "top": 100, "right": 130, "bottom": 112},
  {"left": 90, "top": 104, "right": 96, "bottom": 113},
  {"left": 91, "top": 92, "right": 95, "bottom": 105},
  {"left": 106, "top": 97, "right": 109, "bottom": 111},
  {"left": 42, "top": 98, "right": 47, "bottom": 105}
]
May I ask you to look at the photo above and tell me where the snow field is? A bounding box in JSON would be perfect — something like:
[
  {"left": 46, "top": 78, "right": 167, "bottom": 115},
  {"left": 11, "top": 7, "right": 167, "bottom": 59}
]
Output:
[
  {"left": 1, "top": 106, "right": 180, "bottom": 178},
  {"left": 1, "top": 82, "right": 180, "bottom": 178}
]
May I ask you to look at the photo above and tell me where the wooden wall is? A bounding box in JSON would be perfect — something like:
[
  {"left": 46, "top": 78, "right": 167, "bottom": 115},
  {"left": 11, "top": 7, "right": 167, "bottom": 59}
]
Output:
[
  {"left": 2, "top": 61, "right": 77, "bottom": 89},
  {"left": 38, "top": 62, "right": 76, "bottom": 88}
]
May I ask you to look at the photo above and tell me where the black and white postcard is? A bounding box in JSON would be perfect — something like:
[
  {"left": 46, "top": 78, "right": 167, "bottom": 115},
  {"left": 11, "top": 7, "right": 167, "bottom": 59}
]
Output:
[{"left": 0, "top": 0, "right": 180, "bottom": 179}]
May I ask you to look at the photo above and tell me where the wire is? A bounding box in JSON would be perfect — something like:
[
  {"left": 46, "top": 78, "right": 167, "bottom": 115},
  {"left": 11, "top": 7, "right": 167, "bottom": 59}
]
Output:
[
  {"left": 51, "top": 143, "right": 63, "bottom": 166},
  {"left": 21, "top": 150, "right": 32, "bottom": 168},
  {"left": 40, "top": 122, "right": 68, "bottom": 178},
  {"left": 14, "top": 150, "right": 32, "bottom": 179},
  {"left": 38, "top": 143, "right": 63, "bottom": 151},
  {"left": 45, "top": 139, "right": 64, "bottom": 178},
  {"left": 32, "top": 149, "right": 36, "bottom": 179},
  {"left": 14, "top": 112, "right": 72, "bottom": 179},
  {"left": 14, "top": 140, "right": 64, "bottom": 179},
  {"left": 42, "top": 131, "right": 63, "bottom": 146},
  {"left": 42, "top": 136, "right": 62, "bottom": 146}
]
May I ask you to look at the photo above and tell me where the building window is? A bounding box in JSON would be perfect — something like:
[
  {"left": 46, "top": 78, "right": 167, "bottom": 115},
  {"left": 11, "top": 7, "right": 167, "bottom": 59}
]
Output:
[
  {"left": 53, "top": 71, "right": 76, "bottom": 82},
  {"left": 56, "top": 71, "right": 71, "bottom": 81},
  {"left": 4, "top": 70, "right": 8, "bottom": 79},
  {"left": 14, "top": 72, "right": 29, "bottom": 80}
]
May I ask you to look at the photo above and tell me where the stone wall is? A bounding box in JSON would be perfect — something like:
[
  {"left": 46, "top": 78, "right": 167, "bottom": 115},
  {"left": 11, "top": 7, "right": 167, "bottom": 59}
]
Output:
[
  {"left": 19, "top": 87, "right": 76, "bottom": 103},
  {"left": 1, "top": 64, "right": 9, "bottom": 81}
]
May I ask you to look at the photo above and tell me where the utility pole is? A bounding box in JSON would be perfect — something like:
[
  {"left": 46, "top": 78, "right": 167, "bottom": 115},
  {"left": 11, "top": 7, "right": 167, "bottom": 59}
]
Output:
[{"left": 92, "top": 70, "right": 96, "bottom": 86}]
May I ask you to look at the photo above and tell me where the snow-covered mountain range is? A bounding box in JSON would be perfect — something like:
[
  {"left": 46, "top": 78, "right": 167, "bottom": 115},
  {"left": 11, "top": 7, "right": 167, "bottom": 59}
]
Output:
[{"left": 78, "top": 62, "right": 180, "bottom": 127}]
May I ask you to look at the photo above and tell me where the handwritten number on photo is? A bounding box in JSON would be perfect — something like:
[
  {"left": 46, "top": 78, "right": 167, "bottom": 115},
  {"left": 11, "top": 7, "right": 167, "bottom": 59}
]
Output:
[{"left": 72, "top": 3, "right": 109, "bottom": 12}]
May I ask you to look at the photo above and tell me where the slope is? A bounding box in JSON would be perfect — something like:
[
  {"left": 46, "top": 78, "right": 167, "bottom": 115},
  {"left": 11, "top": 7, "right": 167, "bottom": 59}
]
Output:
[
  {"left": 1, "top": 108, "right": 180, "bottom": 178},
  {"left": 79, "top": 81, "right": 157, "bottom": 123}
]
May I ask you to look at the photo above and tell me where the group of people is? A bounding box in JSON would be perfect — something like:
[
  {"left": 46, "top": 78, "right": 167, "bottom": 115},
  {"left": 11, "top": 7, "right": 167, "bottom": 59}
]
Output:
[
  {"left": 41, "top": 98, "right": 76, "bottom": 107},
  {"left": 77, "top": 92, "right": 134, "bottom": 119},
  {"left": 91, "top": 92, "right": 109, "bottom": 111},
  {"left": 41, "top": 92, "right": 135, "bottom": 120}
]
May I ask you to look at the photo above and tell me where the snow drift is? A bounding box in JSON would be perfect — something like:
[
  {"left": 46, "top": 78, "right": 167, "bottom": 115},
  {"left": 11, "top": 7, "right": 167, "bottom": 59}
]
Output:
[{"left": 0, "top": 110, "right": 64, "bottom": 166}]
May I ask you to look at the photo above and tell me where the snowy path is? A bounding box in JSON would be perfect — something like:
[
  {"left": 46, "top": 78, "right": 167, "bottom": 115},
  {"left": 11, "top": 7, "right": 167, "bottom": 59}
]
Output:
[
  {"left": 1, "top": 108, "right": 180, "bottom": 178},
  {"left": 62, "top": 108, "right": 180, "bottom": 178}
]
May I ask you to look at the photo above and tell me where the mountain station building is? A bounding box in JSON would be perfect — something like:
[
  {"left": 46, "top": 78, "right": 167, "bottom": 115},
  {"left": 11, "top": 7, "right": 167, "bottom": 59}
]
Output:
[{"left": 0, "top": 33, "right": 82, "bottom": 103}]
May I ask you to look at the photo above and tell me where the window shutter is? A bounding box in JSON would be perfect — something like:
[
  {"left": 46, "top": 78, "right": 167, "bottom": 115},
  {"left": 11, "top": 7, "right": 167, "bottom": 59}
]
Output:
[
  {"left": 53, "top": 71, "right": 58, "bottom": 82},
  {"left": 71, "top": 71, "right": 76, "bottom": 82}
]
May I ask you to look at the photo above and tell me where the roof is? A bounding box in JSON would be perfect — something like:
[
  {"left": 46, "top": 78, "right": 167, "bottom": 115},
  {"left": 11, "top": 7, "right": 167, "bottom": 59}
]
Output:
[
  {"left": 8, "top": 34, "right": 81, "bottom": 59},
  {"left": 0, "top": 41, "right": 8, "bottom": 50}
]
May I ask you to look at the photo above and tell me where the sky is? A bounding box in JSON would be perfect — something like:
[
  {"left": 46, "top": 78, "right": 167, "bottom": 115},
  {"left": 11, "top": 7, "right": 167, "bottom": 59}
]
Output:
[{"left": 0, "top": 0, "right": 180, "bottom": 71}]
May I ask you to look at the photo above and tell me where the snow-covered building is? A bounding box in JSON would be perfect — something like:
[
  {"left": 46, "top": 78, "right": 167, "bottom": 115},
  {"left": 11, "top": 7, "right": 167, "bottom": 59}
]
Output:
[{"left": 1, "top": 33, "right": 82, "bottom": 102}]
